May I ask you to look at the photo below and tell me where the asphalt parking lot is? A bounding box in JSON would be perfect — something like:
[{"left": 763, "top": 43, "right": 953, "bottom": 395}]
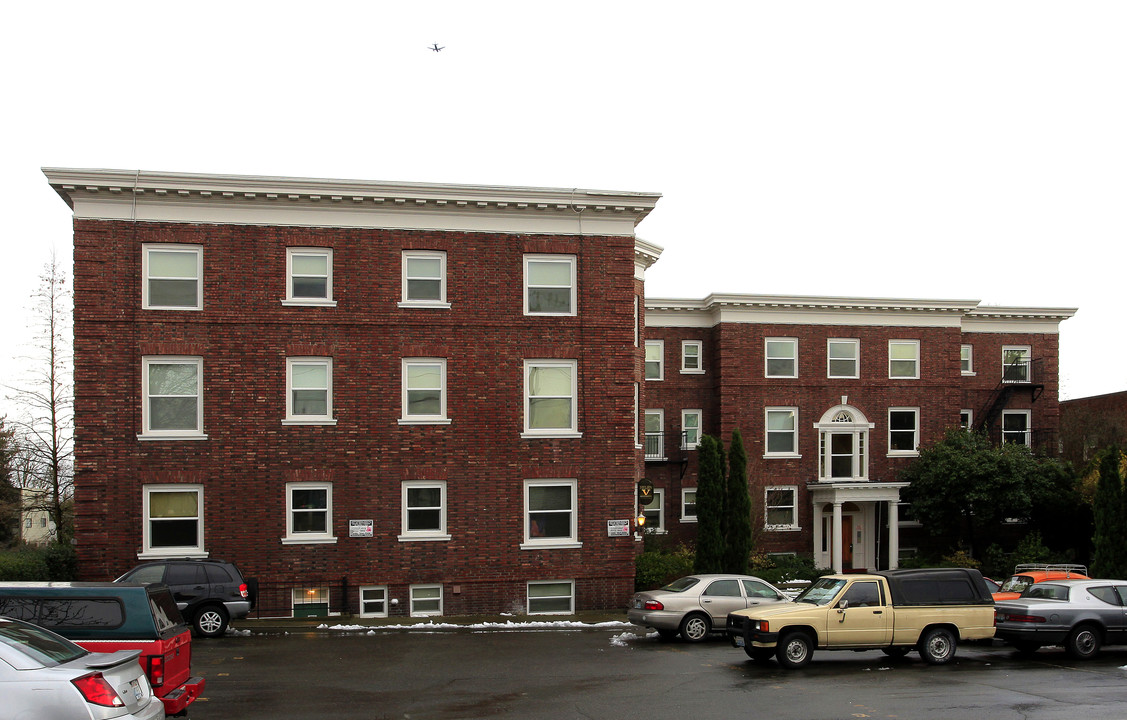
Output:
[{"left": 185, "top": 620, "right": 1127, "bottom": 720}]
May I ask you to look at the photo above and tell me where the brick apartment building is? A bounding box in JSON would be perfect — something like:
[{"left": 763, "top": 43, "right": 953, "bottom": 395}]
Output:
[{"left": 46, "top": 167, "right": 1075, "bottom": 616}]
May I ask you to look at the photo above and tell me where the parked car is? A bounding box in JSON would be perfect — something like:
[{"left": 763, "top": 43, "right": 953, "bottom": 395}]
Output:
[
  {"left": 0, "top": 582, "right": 204, "bottom": 716},
  {"left": 995, "top": 578, "right": 1127, "bottom": 659},
  {"left": 0, "top": 615, "right": 165, "bottom": 720},
  {"left": 628, "top": 574, "right": 790, "bottom": 642},
  {"left": 993, "top": 563, "right": 1088, "bottom": 601},
  {"left": 116, "top": 558, "right": 256, "bottom": 637}
]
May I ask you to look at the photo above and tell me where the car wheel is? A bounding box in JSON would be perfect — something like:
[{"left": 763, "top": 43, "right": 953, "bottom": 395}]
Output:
[
  {"left": 882, "top": 647, "right": 910, "bottom": 658},
  {"left": 194, "top": 605, "right": 230, "bottom": 638},
  {"left": 776, "top": 631, "right": 813, "bottom": 669},
  {"left": 679, "top": 613, "right": 711, "bottom": 642},
  {"left": 744, "top": 646, "right": 775, "bottom": 662},
  {"left": 918, "top": 627, "right": 957, "bottom": 665},
  {"left": 1065, "top": 624, "right": 1101, "bottom": 660}
]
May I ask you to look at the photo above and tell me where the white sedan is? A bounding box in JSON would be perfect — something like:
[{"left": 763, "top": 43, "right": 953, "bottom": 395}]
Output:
[{"left": 628, "top": 574, "right": 791, "bottom": 642}]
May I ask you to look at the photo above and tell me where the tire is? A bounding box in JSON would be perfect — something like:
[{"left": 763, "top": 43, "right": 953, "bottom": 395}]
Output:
[
  {"left": 656, "top": 628, "right": 678, "bottom": 641},
  {"left": 194, "top": 604, "right": 230, "bottom": 638},
  {"left": 776, "top": 631, "right": 814, "bottom": 669},
  {"left": 744, "top": 646, "right": 775, "bottom": 662},
  {"left": 1065, "top": 625, "right": 1101, "bottom": 660},
  {"left": 882, "top": 647, "right": 910, "bottom": 658},
  {"left": 679, "top": 613, "right": 711, "bottom": 642},
  {"left": 918, "top": 627, "right": 957, "bottom": 665}
]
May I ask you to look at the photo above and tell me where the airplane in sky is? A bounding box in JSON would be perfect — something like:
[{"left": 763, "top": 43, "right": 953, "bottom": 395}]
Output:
[{"left": 429, "top": 44, "right": 444, "bottom": 52}]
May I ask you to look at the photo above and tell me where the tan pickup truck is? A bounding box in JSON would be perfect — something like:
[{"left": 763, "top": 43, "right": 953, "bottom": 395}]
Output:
[{"left": 726, "top": 568, "right": 996, "bottom": 668}]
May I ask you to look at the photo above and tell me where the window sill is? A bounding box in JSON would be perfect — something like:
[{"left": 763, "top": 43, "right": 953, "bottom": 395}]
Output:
[
  {"left": 680, "top": 445, "right": 700, "bottom": 451},
  {"left": 763, "top": 452, "right": 801, "bottom": 460},
  {"left": 137, "top": 433, "right": 209, "bottom": 441},
  {"left": 398, "top": 418, "right": 452, "bottom": 426},
  {"left": 524, "top": 312, "right": 577, "bottom": 318},
  {"left": 138, "top": 549, "right": 208, "bottom": 559},
  {"left": 281, "top": 419, "right": 338, "bottom": 426},
  {"left": 887, "top": 451, "right": 920, "bottom": 458},
  {"left": 764, "top": 525, "right": 802, "bottom": 532},
  {"left": 680, "top": 517, "right": 698, "bottom": 523},
  {"left": 828, "top": 375, "right": 859, "bottom": 380},
  {"left": 281, "top": 536, "right": 338, "bottom": 545},
  {"left": 142, "top": 305, "right": 202, "bottom": 312},
  {"left": 281, "top": 299, "right": 337, "bottom": 307},
  {"left": 679, "top": 369, "right": 706, "bottom": 375},
  {"left": 521, "top": 432, "right": 583, "bottom": 440},
  {"left": 397, "top": 534, "right": 452, "bottom": 542},
  {"left": 398, "top": 301, "right": 452, "bottom": 309},
  {"left": 645, "top": 456, "right": 668, "bottom": 463},
  {"left": 644, "top": 377, "right": 664, "bottom": 382},
  {"left": 962, "top": 371, "right": 977, "bottom": 377},
  {"left": 520, "top": 541, "right": 582, "bottom": 550}
]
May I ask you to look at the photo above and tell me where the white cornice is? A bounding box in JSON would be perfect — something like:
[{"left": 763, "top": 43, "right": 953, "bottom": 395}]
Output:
[
  {"left": 962, "top": 305, "right": 1078, "bottom": 334},
  {"left": 43, "top": 168, "right": 661, "bottom": 237},
  {"left": 633, "top": 237, "right": 663, "bottom": 280}
]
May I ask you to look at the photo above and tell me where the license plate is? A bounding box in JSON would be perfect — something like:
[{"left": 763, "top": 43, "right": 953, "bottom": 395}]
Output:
[
  {"left": 131, "top": 679, "right": 143, "bottom": 700},
  {"left": 733, "top": 635, "right": 745, "bottom": 647}
]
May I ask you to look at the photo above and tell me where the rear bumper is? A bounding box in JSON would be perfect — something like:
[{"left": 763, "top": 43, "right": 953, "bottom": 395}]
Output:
[
  {"left": 226, "top": 600, "right": 252, "bottom": 620},
  {"left": 994, "top": 624, "right": 1069, "bottom": 647},
  {"left": 158, "top": 676, "right": 205, "bottom": 716}
]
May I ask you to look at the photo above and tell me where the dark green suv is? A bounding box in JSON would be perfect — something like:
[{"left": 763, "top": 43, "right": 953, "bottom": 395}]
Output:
[{"left": 117, "top": 559, "right": 257, "bottom": 637}]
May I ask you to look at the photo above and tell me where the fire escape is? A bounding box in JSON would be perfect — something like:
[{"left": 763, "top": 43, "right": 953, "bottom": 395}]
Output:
[{"left": 974, "top": 356, "right": 1050, "bottom": 452}]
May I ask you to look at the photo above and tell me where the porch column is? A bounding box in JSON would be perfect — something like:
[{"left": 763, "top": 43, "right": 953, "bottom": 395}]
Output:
[
  {"left": 832, "top": 501, "right": 843, "bottom": 573},
  {"left": 887, "top": 501, "right": 899, "bottom": 570}
]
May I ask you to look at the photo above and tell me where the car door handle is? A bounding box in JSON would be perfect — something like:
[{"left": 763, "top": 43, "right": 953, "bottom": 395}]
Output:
[{"left": 873, "top": 610, "right": 883, "bottom": 614}]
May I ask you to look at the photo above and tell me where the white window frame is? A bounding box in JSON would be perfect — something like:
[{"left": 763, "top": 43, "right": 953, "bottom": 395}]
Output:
[
  {"left": 410, "top": 584, "right": 443, "bottom": 617},
  {"left": 960, "top": 409, "right": 973, "bottom": 431},
  {"left": 644, "top": 409, "right": 665, "bottom": 461},
  {"left": 283, "top": 247, "right": 335, "bottom": 306},
  {"left": 142, "top": 244, "right": 202, "bottom": 311},
  {"left": 961, "top": 344, "right": 975, "bottom": 375},
  {"left": 680, "top": 340, "right": 704, "bottom": 374},
  {"left": 764, "top": 486, "right": 799, "bottom": 531},
  {"left": 889, "top": 340, "right": 920, "bottom": 379},
  {"left": 522, "top": 360, "right": 580, "bottom": 438},
  {"left": 681, "top": 488, "right": 697, "bottom": 522},
  {"left": 645, "top": 340, "right": 664, "bottom": 381},
  {"left": 356, "top": 586, "right": 388, "bottom": 618},
  {"left": 141, "top": 484, "right": 206, "bottom": 558},
  {"left": 284, "top": 357, "right": 336, "bottom": 425},
  {"left": 888, "top": 407, "right": 920, "bottom": 456},
  {"left": 681, "top": 409, "right": 702, "bottom": 449},
  {"left": 527, "top": 580, "right": 575, "bottom": 615},
  {"left": 523, "top": 254, "right": 576, "bottom": 316},
  {"left": 827, "top": 339, "right": 859, "bottom": 379},
  {"left": 399, "top": 250, "right": 449, "bottom": 308},
  {"left": 140, "top": 356, "right": 206, "bottom": 440},
  {"left": 399, "top": 481, "right": 450, "bottom": 541},
  {"left": 765, "top": 407, "right": 799, "bottom": 457},
  {"left": 522, "top": 479, "right": 580, "bottom": 550},
  {"left": 282, "top": 481, "right": 336, "bottom": 544},
  {"left": 816, "top": 406, "right": 873, "bottom": 482},
  {"left": 1002, "top": 409, "right": 1032, "bottom": 446},
  {"left": 400, "top": 358, "right": 449, "bottom": 424},
  {"left": 1002, "top": 346, "right": 1032, "bottom": 383},
  {"left": 641, "top": 487, "right": 665, "bottom": 533},
  {"left": 765, "top": 338, "right": 798, "bottom": 378}
]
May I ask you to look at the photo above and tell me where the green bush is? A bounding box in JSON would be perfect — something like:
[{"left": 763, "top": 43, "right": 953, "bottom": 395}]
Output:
[
  {"left": 0, "top": 544, "right": 78, "bottom": 581},
  {"left": 751, "top": 553, "right": 828, "bottom": 585},
  {"left": 635, "top": 544, "right": 695, "bottom": 591}
]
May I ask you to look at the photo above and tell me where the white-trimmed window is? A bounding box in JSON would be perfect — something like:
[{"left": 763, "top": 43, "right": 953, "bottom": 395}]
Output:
[
  {"left": 828, "top": 339, "right": 859, "bottom": 379},
  {"left": 358, "top": 586, "right": 388, "bottom": 618},
  {"left": 765, "top": 486, "right": 798, "bottom": 530},
  {"left": 765, "top": 407, "right": 798, "bottom": 457},
  {"left": 524, "top": 254, "right": 576, "bottom": 315},
  {"left": 142, "top": 485, "right": 204, "bottom": 557},
  {"left": 889, "top": 340, "right": 920, "bottom": 379},
  {"left": 765, "top": 338, "right": 797, "bottom": 378},
  {"left": 645, "top": 340, "right": 664, "bottom": 380},
  {"left": 523, "top": 360, "right": 579, "bottom": 437},
  {"left": 817, "top": 406, "right": 872, "bottom": 481},
  {"left": 644, "top": 410, "right": 664, "bottom": 460},
  {"left": 681, "top": 488, "right": 697, "bottom": 522},
  {"left": 410, "top": 584, "right": 443, "bottom": 617},
  {"left": 527, "top": 580, "right": 574, "bottom": 615},
  {"left": 1003, "top": 346, "right": 1032, "bottom": 383},
  {"left": 681, "top": 409, "right": 701, "bottom": 449},
  {"left": 141, "top": 357, "right": 205, "bottom": 439},
  {"left": 401, "top": 358, "right": 448, "bottom": 424},
  {"left": 143, "top": 244, "right": 202, "bottom": 310},
  {"left": 399, "top": 481, "right": 449, "bottom": 541},
  {"left": 961, "top": 344, "right": 974, "bottom": 375},
  {"left": 401, "top": 250, "right": 448, "bottom": 307},
  {"left": 523, "top": 479, "right": 579, "bottom": 549},
  {"left": 641, "top": 488, "right": 665, "bottom": 532},
  {"left": 284, "top": 247, "right": 334, "bottom": 305},
  {"left": 283, "top": 482, "right": 335, "bottom": 544},
  {"left": 960, "top": 409, "right": 973, "bottom": 430},
  {"left": 1002, "top": 409, "right": 1032, "bottom": 446},
  {"left": 285, "top": 357, "right": 334, "bottom": 424},
  {"left": 888, "top": 408, "right": 920, "bottom": 456},
  {"left": 681, "top": 340, "right": 704, "bottom": 374}
]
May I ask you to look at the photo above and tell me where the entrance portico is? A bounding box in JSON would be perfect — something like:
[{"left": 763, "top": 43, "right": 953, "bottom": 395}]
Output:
[{"left": 810, "top": 481, "right": 908, "bottom": 573}]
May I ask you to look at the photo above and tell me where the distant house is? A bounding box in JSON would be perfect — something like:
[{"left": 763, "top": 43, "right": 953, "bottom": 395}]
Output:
[{"left": 20, "top": 489, "right": 53, "bottom": 546}]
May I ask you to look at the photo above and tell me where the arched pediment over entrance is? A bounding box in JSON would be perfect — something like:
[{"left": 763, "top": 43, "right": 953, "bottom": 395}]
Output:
[{"left": 816, "top": 404, "right": 873, "bottom": 429}]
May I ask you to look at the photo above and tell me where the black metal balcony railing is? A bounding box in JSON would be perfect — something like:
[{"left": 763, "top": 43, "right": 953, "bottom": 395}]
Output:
[
  {"left": 644, "top": 431, "right": 691, "bottom": 461},
  {"left": 1002, "top": 357, "right": 1041, "bottom": 384}
]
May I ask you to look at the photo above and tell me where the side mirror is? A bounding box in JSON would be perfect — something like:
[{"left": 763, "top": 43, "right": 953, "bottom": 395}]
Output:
[{"left": 837, "top": 600, "right": 850, "bottom": 611}]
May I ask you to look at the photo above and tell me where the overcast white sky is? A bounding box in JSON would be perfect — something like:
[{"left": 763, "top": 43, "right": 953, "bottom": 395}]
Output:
[{"left": 2, "top": 1, "right": 1124, "bottom": 419}]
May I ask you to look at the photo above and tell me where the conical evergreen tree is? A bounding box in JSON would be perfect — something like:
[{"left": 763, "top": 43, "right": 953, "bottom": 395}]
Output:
[
  {"left": 1092, "top": 446, "right": 1127, "bottom": 577},
  {"left": 724, "top": 429, "right": 753, "bottom": 574},
  {"left": 694, "top": 435, "right": 725, "bottom": 574}
]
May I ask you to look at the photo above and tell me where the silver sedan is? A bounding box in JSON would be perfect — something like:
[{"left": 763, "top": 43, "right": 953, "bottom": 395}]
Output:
[
  {"left": 0, "top": 616, "right": 164, "bottom": 720},
  {"left": 628, "top": 574, "right": 790, "bottom": 642},
  {"left": 994, "top": 579, "right": 1127, "bottom": 659}
]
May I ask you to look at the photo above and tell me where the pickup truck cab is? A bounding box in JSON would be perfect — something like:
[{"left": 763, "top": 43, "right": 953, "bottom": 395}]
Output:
[{"left": 727, "top": 568, "right": 996, "bottom": 668}]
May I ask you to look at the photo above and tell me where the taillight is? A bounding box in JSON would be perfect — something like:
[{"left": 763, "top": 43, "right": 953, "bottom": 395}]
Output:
[
  {"left": 71, "top": 672, "right": 125, "bottom": 707},
  {"left": 643, "top": 600, "right": 664, "bottom": 611},
  {"left": 997, "top": 612, "right": 1046, "bottom": 624},
  {"left": 239, "top": 582, "right": 249, "bottom": 599},
  {"left": 149, "top": 654, "right": 165, "bottom": 687}
]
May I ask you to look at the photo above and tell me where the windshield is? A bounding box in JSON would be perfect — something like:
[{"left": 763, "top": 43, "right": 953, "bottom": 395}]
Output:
[
  {"left": 793, "top": 578, "right": 847, "bottom": 605},
  {"left": 1000, "top": 575, "right": 1034, "bottom": 594},
  {"left": 661, "top": 577, "right": 701, "bottom": 593},
  {"left": 0, "top": 618, "right": 88, "bottom": 666}
]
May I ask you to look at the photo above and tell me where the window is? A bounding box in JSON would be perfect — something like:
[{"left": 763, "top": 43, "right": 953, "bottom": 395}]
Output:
[
  {"left": 527, "top": 581, "right": 574, "bottom": 615},
  {"left": 816, "top": 406, "right": 872, "bottom": 481},
  {"left": 401, "top": 359, "right": 448, "bottom": 423},
  {"left": 410, "top": 584, "right": 443, "bottom": 617},
  {"left": 400, "top": 481, "right": 449, "bottom": 541},
  {"left": 765, "top": 487, "right": 798, "bottom": 530},
  {"left": 285, "top": 248, "right": 334, "bottom": 305},
  {"left": 358, "top": 586, "right": 388, "bottom": 618},
  {"left": 765, "top": 338, "right": 797, "bottom": 378},
  {"left": 889, "top": 340, "right": 920, "bottom": 379},
  {"left": 681, "top": 409, "right": 701, "bottom": 449},
  {"left": 523, "top": 360, "right": 578, "bottom": 437},
  {"left": 644, "top": 410, "right": 664, "bottom": 460},
  {"left": 292, "top": 587, "right": 329, "bottom": 618},
  {"left": 285, "top": 358, "right": 334, "bottom": 424},
  {"left": 888, "top": 408, "right": 920, "bottom": 455},
  {"left": 828, "top": 339, "right": 859, "bottom": 379},
  {"left": 524, "top": 254, "right": 576, "bottom": 315},
  {"left": 141, "top": 357, "right": 205, "bottom": 439},
  {"left": 961, "top": 344, "right": 974, "bottom": 375},
  {"left": 681, "top": 341, "right": 704, "bottom": 373},
  {"left": 143, "top": 244, "right": 201, "bottom": 310},
  {"left": 1003, "top": 346, "right": 1031, "bottom": 383},
  {"left": 283, "top": 482, "right": 335, "bottom": 544},
  {"left": 401, "top": 251, "right": 448, "bottom": 307},
  {"left": 960, "top": 410, "right": 973, "bottom": 430},
  {"left": 142, "top": 485, "right": 204, "bottom": 557},
  {"left": 1002, "top": 409, "right": 1031, "bottom": 446},
  {"left": 523, "top": 479, "right": 579, "bottom": 549},
  {"left": 645, "top": 340, "right": 664, "bottom": 380},
  {"left": 681, "top": 488, "right": 697, "bottom": 522},
  {"left": 765, "top": 408, "right": 798, "bottom": 456},
  {"left": 641, "top": 488, "right": 665, "bottom": 532}
]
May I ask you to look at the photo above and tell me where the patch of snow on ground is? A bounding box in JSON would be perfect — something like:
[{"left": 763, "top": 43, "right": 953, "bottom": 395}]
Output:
[{"left": 317, "top": 620, "right": 633, "bottom": 633}]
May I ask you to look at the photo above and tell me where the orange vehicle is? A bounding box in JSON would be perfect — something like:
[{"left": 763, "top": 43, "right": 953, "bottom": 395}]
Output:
[{"left": 992, "top": 564, "right": 1088, "bottom": 601}]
